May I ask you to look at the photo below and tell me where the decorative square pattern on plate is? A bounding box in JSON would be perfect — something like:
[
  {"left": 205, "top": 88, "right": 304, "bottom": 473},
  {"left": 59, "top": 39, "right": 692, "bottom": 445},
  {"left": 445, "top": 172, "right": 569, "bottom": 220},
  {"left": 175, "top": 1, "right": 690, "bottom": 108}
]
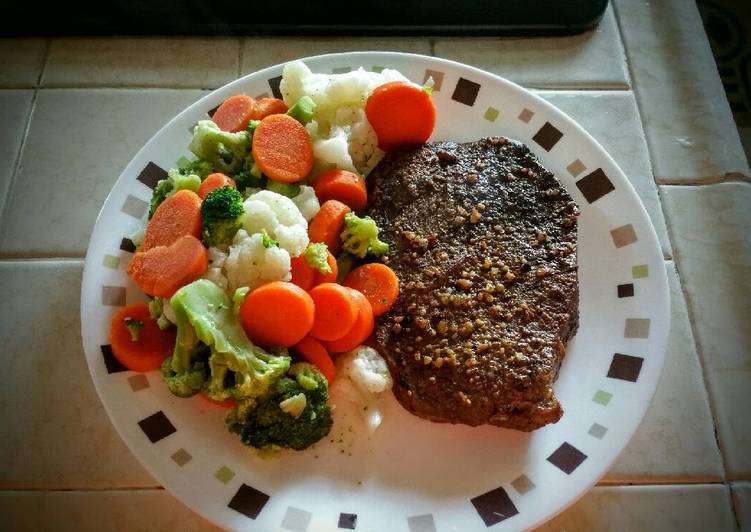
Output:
[
  {"left": 607, "top": 353, "right": 644, "bottom": 382},
  {"left": 617, "top": 283, "right": 635, "bottom": 298},
  {"left": 100, "top": 344, "right": 126, "bottom": 374},
  {"left": 588, "top": 423, "right": 608, "bottom": 439},
  {"left": 625, "top": 318, "right": 651, "bottom": 338},
  {"left": 228, "top": 484, "right": 270, "bottom": 520},
  {"left": 127, "top": 374, "right": 149, "bottom": 392},
  {"left": 136, "top": 162, "right": 167, "bottom": 189},
  {"left": 593, "top": 389, "right": 613, "bottom": 406},
  {"left": 532, "top": 122, "right": 563, "bottom": 151},
  {"left": 547, "top": 442, "right": 587, "bottom": 474},
  {"left": 471, "top": 486, "right": 519, "bottom": 526},
  {"left": 451, "top": 77, "right": 481, "bottom": 106},
  {"left": 423, "top": 69, "right": 444, "bottom": 91},
  {"left": 511, "top": 475, "right": 535, "bottom": 495},
  {"left": 611, "top": 224, "right": 638, "bottom": 248},
  {"left": 281, "top": 506, "right": 312, "bottom": 531},
  {"left": 214, "top": 466, "right": 235, "bottom": 484},
  {"left": 101, "top": 286, "right": 126, "bottom": 306},
  {"left": 407, "top": 514, "right": 436, "bottom": 532},
  {"left": 576, "top": 168, "right": 615, "bottom": 203},
  {"left": 171, "top": 448, "right": 192, "bottom": 466},
  {"left": 138, "top": 411, "right": 176, "bottom": 443},
  {"left": 338, "top": 513, "right": 357, "bottom": 529}
]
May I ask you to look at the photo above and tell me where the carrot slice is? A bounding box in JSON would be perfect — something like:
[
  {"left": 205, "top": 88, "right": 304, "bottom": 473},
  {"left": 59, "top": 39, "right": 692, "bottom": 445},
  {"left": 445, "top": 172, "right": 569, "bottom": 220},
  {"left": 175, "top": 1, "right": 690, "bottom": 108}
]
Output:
[
  {"left": 198, "top": 173, "right": 236, "bottom": 199},
  {"left": 254, "top": 98, "right": 288, "bottom": 119},
  {"left": 365, "top": 81, "right": 436, "bottom": 151},
  {"left": 212, "top": 94, "right": 259, "bottom": 132},
  {"left": 240, "top": 281, "right": 315, "bottom": 347},
  {"left": 343, "top": 263, "right": 399, "bottom": 316},
  {"left": 312, "top": 169, "right": 368, "bottom": 212},
  {"left": 109, "top": 303, "right": 176, "bottom": 372},
  {"left": 252, "top": 114, "right": 313, "bottom": 183},
  {"left": 324, "top": 288, "right": 374, "bottom": 353},
  {"left": 308, "top": 283, "right": 358, "bottom": 341},
  {"left": 292, "top": 336, "right": 336, "bottom": 383},
  {"left": 312, "top": 251, "right": 338, "bottom": 286},
  {"left": 141, "top": 189, "right": 202, "bottom": 252},
  {"left": 308, "top": 200, "right": 351, "bottom": 255},
  {"left": 128, "top": 235, "right": 208, "bottom": 298},
  {"left": 199, "top": 392, "right": 236, "bottom": 408},
  {"left": 290, "top": 255, "right": 315, "bottom": 291}
]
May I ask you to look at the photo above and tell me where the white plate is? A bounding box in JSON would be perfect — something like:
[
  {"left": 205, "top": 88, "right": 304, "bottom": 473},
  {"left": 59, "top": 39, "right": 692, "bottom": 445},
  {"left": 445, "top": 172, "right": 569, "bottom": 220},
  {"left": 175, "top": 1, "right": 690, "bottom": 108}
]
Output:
[{"left": 81, "top": 52, "right": 669, "bottom": 531}]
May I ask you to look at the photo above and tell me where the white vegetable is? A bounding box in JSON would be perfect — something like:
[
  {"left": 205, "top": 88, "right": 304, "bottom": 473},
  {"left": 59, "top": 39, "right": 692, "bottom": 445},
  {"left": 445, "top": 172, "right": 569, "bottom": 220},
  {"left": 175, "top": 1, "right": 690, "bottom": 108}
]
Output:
[
  {"left": 279, "top": 393, "right": 307, "bottom": 418},
  {"left": 224, "top": 229, "right": 292, "bottom": 292},
  {"left": 203, "top": 246, "right": 228, "bottom": 290},
  {"left": 242, "top": 190, "right": 309, "bottom": 257},
  {"left": 291, "top": 185, "right": 320, "bottom": 222}
]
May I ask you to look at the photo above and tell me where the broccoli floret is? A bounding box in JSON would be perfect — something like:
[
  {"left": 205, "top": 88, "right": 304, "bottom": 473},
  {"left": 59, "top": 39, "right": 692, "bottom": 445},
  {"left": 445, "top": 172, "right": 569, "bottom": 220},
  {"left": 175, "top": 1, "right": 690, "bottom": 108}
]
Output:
[
  {"left": 303, "top": 243, "right": 331, "bottom": 274},
  {"left": 178, "top": 159, "right": 214, "bottom": 180},
  {"left": 169, "top": 280, "right": 290, "bottom": 403},
  {"left": 233, "top": 152, "right": 266, "bottom": 192},
  {"left": 201, "top": 186, "right": 245, "bottom": 247},
  {"left": 247, "top": 119, "right": 261, "bottom": 135},
  {"left": 124, "top": 317, "right": 144, "bottom": 342},
  {"left": 160, "top": 349, "right": 209, "bottom": 398},
  {"left": 190, "top": 120, "right": 250, "bottom": 175},
  {"left": 148, "top": 298, "right": 173, "bottom": 330},
  {"left": 286, "top": 96, "right": 316, "bottom": 125},
  {"left": 266, "top": 180, "right": 301, "bottom": 198},
  {"left": 340, "top": 212, "right": 390, "bottom": 258},
  {"left": 169, "top": 170, "right": 201, "bottom": 193},
  {"left": 226, "top": 362, "right": 333, "bottom": 451},
  {"left": 148, "top": 158, "right": 213, "bottom": 218},
  {"left": 232, "top": 286, "right": 249, "bottom": 315},
  {"left": 261, "top": 229, "right": 278, "bottom": 248},
  {"left": 148, "top": 179, "right": 174, "bottom": 219}
]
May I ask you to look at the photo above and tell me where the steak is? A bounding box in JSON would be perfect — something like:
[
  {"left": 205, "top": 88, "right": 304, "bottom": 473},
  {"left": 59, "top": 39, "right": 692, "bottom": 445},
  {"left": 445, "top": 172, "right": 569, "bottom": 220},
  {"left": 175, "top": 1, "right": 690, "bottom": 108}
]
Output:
[{"left": 366, "top": 137, "right": 579, "bottom": 431}]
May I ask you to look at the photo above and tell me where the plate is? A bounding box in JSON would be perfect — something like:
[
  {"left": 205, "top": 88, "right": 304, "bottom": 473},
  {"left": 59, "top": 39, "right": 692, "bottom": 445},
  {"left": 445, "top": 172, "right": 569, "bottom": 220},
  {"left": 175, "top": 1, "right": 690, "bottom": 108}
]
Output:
[{"left": 81, "top": 52, "right": 669, "bottom": 531}]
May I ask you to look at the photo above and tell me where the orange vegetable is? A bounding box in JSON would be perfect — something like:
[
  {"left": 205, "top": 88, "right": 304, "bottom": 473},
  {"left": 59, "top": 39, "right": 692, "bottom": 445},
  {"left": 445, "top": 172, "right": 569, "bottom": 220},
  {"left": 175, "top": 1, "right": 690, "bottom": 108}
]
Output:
[
  {"left": 252, "top": 114, "right": 313, "bottom": 183},
  {"left": 312, "top": 169, "right": 368, "bottom": 212},
  {"left": 290, "top": 255, "right": 315, "bottom": 291},
  {"left": 212, "top": 94, "right": 259, "bottom": 132},
  {"left": 199, "top": 393, "right": 236, "bottom": 408},
  {"left": 292, "top": 336, "right": 336, "bottom": 384},
  {"left": 313, "top": 251, "right": 338, "bottom": 285},
  {"left": 239, "top": 281, "right": 315, "bottom": 347},
  {"left": 254, "top": 97, "right": 288, "bottom": 119},
  {"left": 141, "top": 189, "right": 202, "bottom": 252},
  {"left": 324, "top": 288, "right": 374, "bottom": 353},
  {"left": 308, "top": 200, "right": 351, "bottom": 256},
  {"left": 308, "top": 283, "right": 358, "bottom": 341},
  {"left": 109, "top": 303, "right": 176, "bottom": 372},
  {"left": 343, "top": 263, "right": 399, "bottom": 316},
  {"left": 198, "top": 173, "right": 236, "bottom": 199},
  {"left": 365, "top": 81, "right": 436, "bottom": 151},
  {"left": 128, "top": 235, "right": 208, "bottom": 298}
]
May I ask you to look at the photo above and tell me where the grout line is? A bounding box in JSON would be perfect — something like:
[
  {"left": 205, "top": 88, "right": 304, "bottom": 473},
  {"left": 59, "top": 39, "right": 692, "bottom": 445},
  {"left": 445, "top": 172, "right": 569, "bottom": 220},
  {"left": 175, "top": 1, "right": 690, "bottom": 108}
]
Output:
[
  {"left": 34, "top": 84, "right": 222, "bottom": 91},
  {"left": 0, "top": 256, "right": 85, "bottom": 263},
  {"left": 656, "top": 173, "right": 751, "bottom": 186},
  {"left": 0, "top": 486, "right": 164, "bottom": 493},
  {"left": 429, "top": 37, "right": 436, "bottom": 56},
  {"left": 36, "top": 38, "right": 53, "bottom": 88},
  {"left": 729, "top": 483, "right": 743, "bottom": 532}
]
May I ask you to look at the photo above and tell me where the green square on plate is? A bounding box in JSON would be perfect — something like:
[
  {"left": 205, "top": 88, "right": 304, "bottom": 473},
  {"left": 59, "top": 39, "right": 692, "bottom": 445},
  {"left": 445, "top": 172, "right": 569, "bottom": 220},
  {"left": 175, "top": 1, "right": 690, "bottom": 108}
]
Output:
[
  {"left": 484, "top": 107, "right": 500, "bottom": 122},
  {"left": 632, "top": 264, "right": 649, "bottom": 279}
]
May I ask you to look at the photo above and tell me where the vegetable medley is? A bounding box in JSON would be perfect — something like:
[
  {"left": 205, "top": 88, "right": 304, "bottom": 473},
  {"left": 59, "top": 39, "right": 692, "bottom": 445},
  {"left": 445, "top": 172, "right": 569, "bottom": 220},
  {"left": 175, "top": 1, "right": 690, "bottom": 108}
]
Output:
[{"left": 109, "top": 62, "right": 436, "bottom": 452}]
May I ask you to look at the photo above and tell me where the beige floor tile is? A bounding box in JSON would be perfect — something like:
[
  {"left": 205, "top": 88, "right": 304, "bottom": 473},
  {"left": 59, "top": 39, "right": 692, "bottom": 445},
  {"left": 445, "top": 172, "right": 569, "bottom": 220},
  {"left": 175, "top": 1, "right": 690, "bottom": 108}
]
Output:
[
  {"left": 434, "top": 5, "right": 628, "bottom": 89},
  {"left": 241, "top": 37, "right": 431, "bottom": 74},
  {"left": 603, "top": 262, "right": 723, "bottom": 482},
  {"left": 0, "top": 39, "right": 47, "bottom": 87},
  {"left": 538, "top": 91, "right": 671, "bottom": 257},
  {"left": 43, "top": 38, "right": 239, "bottom": 89},
  {"left": 734, "top": 482, "right": 751, "bottom": 532},
  {"left": 535, "top": 484, "right": 735, "bottom": 531},
  {"left": 0, "top": 490, "right": 218, "bottom": 532},
  {"left": 614, "top": 0, "right": 749, "bottom": 179},
  {"left": 661, "top": 184, "right": 751, "bottom": 478},
  {"left": 0, "top": 89, "right": 205, "bottom": 257},
  {"left": 0, "top": 261, "right": 157, "bottom": 488},
  {"left": 0, "top": 90, "right": 33, "bottom": 214}
]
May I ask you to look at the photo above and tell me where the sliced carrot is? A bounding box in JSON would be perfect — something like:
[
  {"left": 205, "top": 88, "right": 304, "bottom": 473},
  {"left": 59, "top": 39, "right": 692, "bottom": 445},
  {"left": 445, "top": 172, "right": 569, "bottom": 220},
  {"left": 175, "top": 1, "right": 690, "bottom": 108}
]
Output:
[
  {"left": 365, "top": 81, "right": 436, "bottom": 151},
  {"left": 308, "top": 283, "right": 358, "bottom": 341},
  {"left": 252, "top": 114, "right": 313, "bottom": 183},
  {"left": 324, "top": 288, "right": 374, "bottom": 353},
  {"left": 212, "top": 94, "right": 259, "bottom": 132},
  {"left": 308, "top": 200, "right": 351, "bottom": 256},
  {"left": 198, "top": 173, "right": 236, "bottom": 199},
  {"left": 312, "top": 250, "right": 338, "bottom": 285},
  {"left": 254, "top": 98, "right": 288, "bottom": 119},
  {"left": 199, "top": 392, "right": 236, "bottom": 408},
  {"left": 290, "top": 255, "right": 315, "bottom": 291},
  {"left": 109, "top": 303, "right": 176, "bottom": 372},
  {"left": 343, "top": 263, "right": 400, "bottom": 316},
  {"left": 312, "top": 169, "right": 368, "bottom": 212},
  {"left": 128, "top": 235, "right": 208, "bottom": 298},
  {"left": 240, "top": 281, "right": 315, "bottom": 347},
  {"left": 141, "top": 189, "right": 202, "bottom": 252},
  {"left": 292, "top": 336, "right": 336, "bottom": 384}
]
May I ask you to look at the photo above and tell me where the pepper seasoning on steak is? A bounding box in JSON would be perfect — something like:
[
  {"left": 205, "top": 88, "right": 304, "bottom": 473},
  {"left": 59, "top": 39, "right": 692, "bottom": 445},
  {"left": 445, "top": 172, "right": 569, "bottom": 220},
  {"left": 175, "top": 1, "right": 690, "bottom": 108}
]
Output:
[{"left": 366, "top": 137, "right": 579, "bottom": 431}]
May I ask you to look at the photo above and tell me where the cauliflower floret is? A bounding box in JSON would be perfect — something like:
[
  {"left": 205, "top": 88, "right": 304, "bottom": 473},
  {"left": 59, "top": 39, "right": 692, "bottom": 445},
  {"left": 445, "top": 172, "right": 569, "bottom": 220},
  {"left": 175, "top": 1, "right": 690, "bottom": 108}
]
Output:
[
  {"left": 309, "top": 123, "right": 357, "bottom": 173},
  {"left": 203, "top": 246, "right": 228, "bottom": 290},
  {"left": 291, "top": 185, "right": 320, "bottom": 222},
  {"left": 224, "top": 229, "right": 291, "bottom": 292},
  {"left": 242, "top": 190, "right": 309, "bottom": 257}
]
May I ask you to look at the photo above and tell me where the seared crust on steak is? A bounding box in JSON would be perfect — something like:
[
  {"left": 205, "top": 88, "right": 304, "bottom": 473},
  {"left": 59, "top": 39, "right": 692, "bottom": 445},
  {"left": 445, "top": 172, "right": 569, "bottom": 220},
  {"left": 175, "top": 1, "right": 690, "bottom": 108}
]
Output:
[{"left": 366, "top": 137, "right": 579, "bottom": 431}]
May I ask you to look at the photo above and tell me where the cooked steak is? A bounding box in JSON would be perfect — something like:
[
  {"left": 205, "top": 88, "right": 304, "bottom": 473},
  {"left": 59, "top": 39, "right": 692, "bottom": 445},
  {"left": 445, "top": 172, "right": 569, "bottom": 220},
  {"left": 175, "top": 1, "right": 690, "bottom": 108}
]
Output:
[{"left": 367, "top": 137, "right": 579, "bottom": 431}]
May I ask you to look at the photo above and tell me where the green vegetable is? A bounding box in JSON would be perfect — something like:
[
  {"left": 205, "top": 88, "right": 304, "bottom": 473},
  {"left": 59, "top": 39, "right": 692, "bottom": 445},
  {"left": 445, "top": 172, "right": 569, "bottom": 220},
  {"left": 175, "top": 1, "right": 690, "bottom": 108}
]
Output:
[
  {"left": 124, "top": 317, "right": 144, "bottom": 342},
  {"left": 161, "top": 344, "right": 210, "bottom": 398},
  {"left": 286, "top": 96, "right": 316, "bottom": 125},
  {"left": 148, "top": 158, "right": 214, "bottom": 218},
  {"left": 201, "top": 186, "right": 245, "bottom": 247},
  {"left": 261, "top": 229, "right": 279, "bottom": 248},
  {"left": 168, "top": 280, "right": 290, "bottom": 404},
  {"left": 226, "top": 362, "right": 332, "bottom": 451},
  {"left": 303, "top": 243, "right": 331, "bottom": 274},
  {"left": 189, "top": 120, "right": 250, "bottom": 175},
  {"left": 148, "top": 298, "right": 173, "bottom": 330},
  {"left": 340, "top": 212, "right": 390, "bottom": 258},
  {"left": 247, "top": 119, "right": 261, "bottom": 135},
  {"left": 233, "top": 153, "right": 266, "bottom": 192},
  {"left": 335, "top": 253, "right": 358, "bottom": 283},
  {"left": 232, "top": 287, "right": 249, "bottom": 315},
  {"left": 266, "top": 180, "right": 301, "bottom": 198}
]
